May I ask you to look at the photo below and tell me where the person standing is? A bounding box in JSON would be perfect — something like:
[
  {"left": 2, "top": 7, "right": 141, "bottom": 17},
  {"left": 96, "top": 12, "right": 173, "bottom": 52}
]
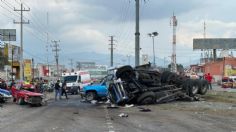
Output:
[
  {"left": 61, "top": 80, "right": 68, "bottom": 99},
  {"left": 0, "top": 80, "right": 7, "bottom": 90},
  {"left": 54, "top": 80, "right": 61, "bottom": 100},
  {"left": 205, "top": 73, "right": 213, "bottom": 90}
]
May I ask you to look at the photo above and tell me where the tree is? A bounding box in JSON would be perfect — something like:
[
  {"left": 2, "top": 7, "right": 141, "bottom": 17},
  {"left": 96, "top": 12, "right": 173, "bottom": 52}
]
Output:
[{"left": 167, "top": 63, "right": 184, "bottom": 73}]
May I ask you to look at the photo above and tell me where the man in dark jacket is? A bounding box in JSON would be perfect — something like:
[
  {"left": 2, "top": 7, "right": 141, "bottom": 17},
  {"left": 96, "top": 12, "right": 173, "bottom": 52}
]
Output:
[
  {"left": 61, "top": 80, "right": 68, "bottom": 99},
  {"left": 54, "top": 80, "right": 61, "bottom": 100}
]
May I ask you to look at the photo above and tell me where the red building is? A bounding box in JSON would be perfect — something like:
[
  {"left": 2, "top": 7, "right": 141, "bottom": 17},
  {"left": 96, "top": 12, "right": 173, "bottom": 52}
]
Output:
[{"left": 190, "top": 57, "right": 236, "bottom": 83}]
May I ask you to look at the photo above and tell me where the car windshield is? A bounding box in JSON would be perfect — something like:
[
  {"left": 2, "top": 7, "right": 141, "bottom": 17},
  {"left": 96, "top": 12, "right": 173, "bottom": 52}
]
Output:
[{"left": 63, "top": 76, "right": 77, "bottom": 83}]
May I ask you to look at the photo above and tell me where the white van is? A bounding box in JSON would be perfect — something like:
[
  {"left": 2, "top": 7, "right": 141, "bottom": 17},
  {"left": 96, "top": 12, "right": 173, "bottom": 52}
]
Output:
[{"left": 62, "top": 71, "right": 91, "bottom": 94}]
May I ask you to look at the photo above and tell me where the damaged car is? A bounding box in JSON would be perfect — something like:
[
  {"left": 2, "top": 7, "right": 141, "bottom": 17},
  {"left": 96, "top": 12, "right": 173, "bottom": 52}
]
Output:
[
  {"left": 0, "top": 88, "right": 12, "bottom": 103},
  {"left": 11, "top": 84, "right": 43, "bottom": 106},
  {"left": 108, "top": 64, "right": 208, "bottom": 105}
]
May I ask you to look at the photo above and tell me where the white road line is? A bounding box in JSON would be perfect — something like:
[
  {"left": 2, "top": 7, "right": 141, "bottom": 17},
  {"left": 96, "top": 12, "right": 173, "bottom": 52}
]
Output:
[{"left": 104, "top": 106, "right": 116, "bottom": 132}]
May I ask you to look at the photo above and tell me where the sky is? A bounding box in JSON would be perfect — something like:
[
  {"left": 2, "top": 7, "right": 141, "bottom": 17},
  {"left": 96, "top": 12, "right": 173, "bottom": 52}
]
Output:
[{"left": 1, "top": 0, "right": 236, "bottom": 68}]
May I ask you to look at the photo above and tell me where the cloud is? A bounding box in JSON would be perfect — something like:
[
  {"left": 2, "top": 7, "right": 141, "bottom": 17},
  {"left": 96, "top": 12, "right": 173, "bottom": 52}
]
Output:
[{"left": 1, "top": 0, "right": 236, "bottom": 66}]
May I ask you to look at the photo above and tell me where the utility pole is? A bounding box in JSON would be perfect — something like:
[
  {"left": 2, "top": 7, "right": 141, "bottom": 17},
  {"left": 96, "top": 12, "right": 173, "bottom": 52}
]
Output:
[
  {"left": 32, "top": 58, "right": 34, "bottom": 81},
  {"left": 11, "top": 45, "right": 14, "bottom": 81},
  {"left": 135, "top": 0, "right": 140, "bottom": 66},
  {"left": 69, "top": 59, "right": 73, "bottom": 72},
  {"left": 109, "top": 36, "right": 115, "bottom": 67},
  {"left": 51, "top": 40, "right": 60, "bottom": 78},
  {"left": 14, "top": 3, "right": 30, "bottom": 81},
  {"left": 46, "top": 12, "right": 50, "bottom": 77},
  {"left": 170, "top": 13, "right": 177, "bottom": 73}
]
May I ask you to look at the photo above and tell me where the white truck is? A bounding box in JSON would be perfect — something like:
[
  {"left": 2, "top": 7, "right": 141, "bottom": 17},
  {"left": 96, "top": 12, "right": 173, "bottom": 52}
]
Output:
[{"left": 61, "top": 71, "right": 91, "bottom": 94}]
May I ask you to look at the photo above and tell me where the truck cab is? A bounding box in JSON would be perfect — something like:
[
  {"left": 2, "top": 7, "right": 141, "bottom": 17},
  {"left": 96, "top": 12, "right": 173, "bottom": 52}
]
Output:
[{"left": 81, "top": 74, "right": 114, "bottom": 101}]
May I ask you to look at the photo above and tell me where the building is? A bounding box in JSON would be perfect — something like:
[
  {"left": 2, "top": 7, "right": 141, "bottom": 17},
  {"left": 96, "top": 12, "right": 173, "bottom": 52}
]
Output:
[{"left": 190, "top": 57, "right": 236, "bottom": 83}]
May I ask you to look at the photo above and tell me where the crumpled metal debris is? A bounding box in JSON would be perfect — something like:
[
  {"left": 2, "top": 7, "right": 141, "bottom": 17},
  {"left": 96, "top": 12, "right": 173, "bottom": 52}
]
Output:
[
  {"left": 138, "top": 107, "right": 151, "bottom": 112},
  {"left": 91, "top": 100, "right": 97, "bottom": 104},
  {"left": 125, "top": 104, "right": 134, "bottom": 108},
  {"left": 119, "top": 113, "right": 128, "bottom": 117},
  {"left": 107, "top": 104, "right": 119, "bottom": 109}
]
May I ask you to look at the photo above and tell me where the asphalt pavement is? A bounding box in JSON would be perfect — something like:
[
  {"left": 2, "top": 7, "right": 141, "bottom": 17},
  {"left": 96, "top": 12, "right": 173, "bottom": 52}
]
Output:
[{"left": 0, "top": 89, "right": 236, "bottom": 132}]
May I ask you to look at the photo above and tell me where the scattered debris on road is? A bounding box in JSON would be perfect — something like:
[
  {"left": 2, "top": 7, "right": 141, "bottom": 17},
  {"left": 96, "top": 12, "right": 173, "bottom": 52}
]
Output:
[
  {"left": 119, "top": 113, "right": 128, "bottom": 118},
  {"left": 107, "top": 104, "right": 119, "bottom": 109},
  {"left": 138, "top": 107, "right": 151, "bottom": 112},
  {"left": 125, "top": 104, "right": 134, "bottom": 108}
]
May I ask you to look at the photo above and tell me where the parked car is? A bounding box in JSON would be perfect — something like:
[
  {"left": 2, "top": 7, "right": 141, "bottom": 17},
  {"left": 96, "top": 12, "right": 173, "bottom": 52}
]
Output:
[
  {"left": 0, "top": 88, "right": 12, "bottom": 103},
  {"left": 11, "top": 85, "right": 43, "bottom": 106},
  {"left": 221, "top": 77, "right": 233, "bottom": 88},
  {"left": 81, "top": 75, "right": 114, "bottom": 101}
]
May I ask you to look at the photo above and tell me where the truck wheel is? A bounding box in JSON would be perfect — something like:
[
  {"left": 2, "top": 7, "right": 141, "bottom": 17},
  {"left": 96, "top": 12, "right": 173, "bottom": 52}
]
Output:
[
  {"left": 199, "top": 80, "right": 208, "bottom": 95},
  {"left": 86, "top": 91, "right": 97, "bottom": 101},
  {"left": 137, "top": 91, "right": 156, "bottom": 105},
  {"left": 116, "top": 65, "right": 135, "bottom": 79},
  {"left": 17, "top": 98, "right": 25, "bottom": 105},
  {"left": 0, "top": 98, "right": 5, "bottom": 103},
  {"left": 13, "top": 97, "right": 16, "bottom": 102},
  {"left": 188, "top": 80, "right": 200, "bottom": 97}
]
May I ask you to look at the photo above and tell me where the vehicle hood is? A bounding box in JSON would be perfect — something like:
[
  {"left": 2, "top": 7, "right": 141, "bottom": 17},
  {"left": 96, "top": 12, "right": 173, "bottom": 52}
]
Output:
[
  {"left": 19, "top": 90, "right": 43, "bottom": 96},
  {"left": 84, "top": 84, "right": 106, "bottom": 90}
]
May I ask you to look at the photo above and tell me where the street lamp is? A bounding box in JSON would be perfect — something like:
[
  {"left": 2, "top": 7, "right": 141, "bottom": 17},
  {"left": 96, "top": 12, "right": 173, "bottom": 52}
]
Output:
[{"left": 148, "top": 32, "right": 158, "bottom": 67}]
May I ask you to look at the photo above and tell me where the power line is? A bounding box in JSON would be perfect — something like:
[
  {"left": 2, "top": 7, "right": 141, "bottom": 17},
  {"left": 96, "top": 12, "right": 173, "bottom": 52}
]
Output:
[{"left": 0, "top": 1, "right": 20, "bottom": 18}]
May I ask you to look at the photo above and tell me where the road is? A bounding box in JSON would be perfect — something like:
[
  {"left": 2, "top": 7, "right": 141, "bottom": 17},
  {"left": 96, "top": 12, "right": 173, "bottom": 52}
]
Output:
[{"left": 0, "top": 92, "right": 236, "bottom": 132}]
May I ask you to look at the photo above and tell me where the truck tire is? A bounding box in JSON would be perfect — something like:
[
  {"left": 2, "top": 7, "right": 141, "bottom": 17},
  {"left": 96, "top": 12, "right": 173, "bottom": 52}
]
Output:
[
  {"left": 86, "top": 91, "right": 97, "bottom": 101},
  {"left": 116, "top": 65, "right": 135, "bottom": 79},
  {"left": 17, "top": 98, "right": 25, "bottom": 105},
  {"left": 137, "top": 91, "right": 156, "bottom": 105},
  {"left": 188, "top": 80, "right": 200, "bottom": 97},
  {"left": 0, "top": 98, "right": 5, "bottom": 103},
  {"left": 199, "top": 80, "right": 208, "bottom": 95}
]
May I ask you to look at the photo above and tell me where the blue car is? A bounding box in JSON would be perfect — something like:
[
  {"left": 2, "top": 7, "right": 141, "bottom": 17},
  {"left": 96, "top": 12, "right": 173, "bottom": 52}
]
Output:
[
  {"left": 81, "top": 75, "right": 114, "bottom": 101},
  {"left": 0, "top": 88, "right": 12, "bottom": 103}
]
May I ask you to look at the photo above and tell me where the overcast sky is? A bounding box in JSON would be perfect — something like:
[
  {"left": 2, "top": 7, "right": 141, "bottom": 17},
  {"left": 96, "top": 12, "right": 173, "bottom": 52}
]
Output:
[{"left": 1, "top": 0, "right": 236, "bottom": 67}]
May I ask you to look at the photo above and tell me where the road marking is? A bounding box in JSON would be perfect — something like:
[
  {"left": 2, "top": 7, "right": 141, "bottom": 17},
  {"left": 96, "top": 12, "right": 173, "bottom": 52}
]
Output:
[{"left": 104, "top": 106, "right": 116, "bottom": 132}]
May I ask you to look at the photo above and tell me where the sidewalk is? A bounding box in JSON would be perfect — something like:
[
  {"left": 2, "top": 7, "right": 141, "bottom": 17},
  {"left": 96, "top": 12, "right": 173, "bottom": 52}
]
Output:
[{"left": 212, "top": 84, "right": 236, "bottom": 93}]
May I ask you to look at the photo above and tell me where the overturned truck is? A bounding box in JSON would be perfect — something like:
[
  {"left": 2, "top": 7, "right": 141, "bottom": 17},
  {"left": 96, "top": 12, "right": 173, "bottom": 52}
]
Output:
[{"left": 108, "top": 64, "right": 208, "bottom": 105}]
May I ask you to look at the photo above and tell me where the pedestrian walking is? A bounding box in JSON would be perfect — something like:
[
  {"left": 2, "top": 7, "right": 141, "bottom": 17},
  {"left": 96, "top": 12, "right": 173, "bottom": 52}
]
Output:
[
  {"left": 61, "top": 80, "right": 68, "bottom": 99},
  {"left": 54, "top": 80, "right": 61, "bottom": 100},
  {"left": 205, "top": 73, "right": 213, "bottom": 90}
]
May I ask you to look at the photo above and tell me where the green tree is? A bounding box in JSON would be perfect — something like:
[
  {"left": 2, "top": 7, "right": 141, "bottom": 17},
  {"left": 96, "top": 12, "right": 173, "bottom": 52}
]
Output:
[{"left": 167, "top": 63, "right": 184, "bottom": 73}]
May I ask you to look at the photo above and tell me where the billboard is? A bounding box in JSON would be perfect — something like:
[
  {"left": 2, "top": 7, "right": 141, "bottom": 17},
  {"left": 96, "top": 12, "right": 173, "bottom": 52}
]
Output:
[
  {"left": 0, "top": 29, "right": 16, "bottom": 41},
  {"left": 193, "top": 38, "right": 236, "bottom": 49},
  {"left": 4, "top": 44, "right": 21, "bottom": 61},
  {"left": 24, "top": 59, "right": 32, "bottom": 81}
]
